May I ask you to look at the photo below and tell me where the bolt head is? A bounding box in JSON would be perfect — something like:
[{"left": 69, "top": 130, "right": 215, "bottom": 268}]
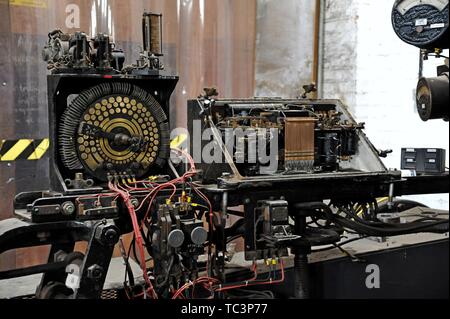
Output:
[
  {"left": 87, "top": 265, "right": 103, "bottom": 280},
  {"left": 98, "top": 226, "right": 119, "bottom": 246}
]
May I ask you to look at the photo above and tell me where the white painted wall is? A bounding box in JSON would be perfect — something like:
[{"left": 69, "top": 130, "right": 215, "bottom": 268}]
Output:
[
  {"left": 255, "top": 0, "right": 316, "bottom": 97},
  {"left": 323, "top": 0, "right": 449, "bottom": 209},
  {"left": 321, "top": 0, "right": 359, "bottom": 111}
]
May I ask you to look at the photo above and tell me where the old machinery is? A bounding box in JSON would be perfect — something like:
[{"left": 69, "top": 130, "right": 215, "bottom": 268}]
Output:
[
  {"left": 42, "top": 30, "right": 125, "bottom": 73},
  {"left": 0, "top": 9, "right": 448, "bottom": 301},
  {"left": 151, "top": 198, "right": 209, "bottom": 297},
  {"left": 125, "top": 12, "right": 165, "bottom": 75},
  {"left": 392, "top": 0, "right": 449, "bottom": 121},
  {"left": 42, "top": 12, "right": 178, "bottom": 193},
  {"left": 416, "top": 67, "right": 449, "bottom": 121},
  {"left": 59, "top": 83, "right": 170, "bottom": 182},
  {"left": 188, "top": 98, "right": 379, "bottom": 185}
]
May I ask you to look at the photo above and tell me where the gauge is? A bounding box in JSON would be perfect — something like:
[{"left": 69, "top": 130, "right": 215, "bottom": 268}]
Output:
[
  {"left": 396, "top": 0, "right": 448, "bottom": 14},
  {"left": 392, "top": 0, "right": 449, "bottom": 49},
  {"left": 416, "top": 73, "right": 449, "bottom": 121}
]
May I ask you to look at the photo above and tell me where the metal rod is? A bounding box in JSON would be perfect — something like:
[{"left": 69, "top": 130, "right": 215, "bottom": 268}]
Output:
[
  {"left": 312, "top": 0, "right": 322, "bottom": 99},
  {"left": 294, "top": 253, "right": 310, "bottom": 299},
  {"left": 0, "top": 261, "right": 66, "bottom": 280},
  {"left": 222, "top": 191, "right": 229, "bottom": 220},
  {"left": 388, "top": 182, "right": 395, "bottom": 209}
]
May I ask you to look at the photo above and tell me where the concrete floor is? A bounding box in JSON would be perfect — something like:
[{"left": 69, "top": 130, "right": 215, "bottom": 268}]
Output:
[
  {"left": 0, "top": 257, "right": 143, "bottom": 299},
  {"left": 1, "top": 232, "right": 447, "bottom": 299}
]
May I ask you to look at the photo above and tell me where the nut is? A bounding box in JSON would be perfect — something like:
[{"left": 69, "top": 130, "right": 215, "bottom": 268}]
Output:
[
  {"left": 61, "top": 201, "right": 76, "bottom": 216},
  {"left": 130, "top": 198, "right": 139, "bottom": 209},
  {"left": 95, "top": 224, "right": 119, "bottom": 246}
]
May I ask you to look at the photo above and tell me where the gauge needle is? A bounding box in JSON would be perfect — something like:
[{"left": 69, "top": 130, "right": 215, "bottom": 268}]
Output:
[{"left": 79, "top": 122, "right": 147, "bottom": 152}]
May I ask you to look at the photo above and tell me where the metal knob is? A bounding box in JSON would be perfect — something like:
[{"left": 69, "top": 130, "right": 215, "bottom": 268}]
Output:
[
  {"left": 191, "top": 227, "right": 208, "bottom": 246},
  {"left": 168, "top": 229, "right": 185, "bottom": 248}
]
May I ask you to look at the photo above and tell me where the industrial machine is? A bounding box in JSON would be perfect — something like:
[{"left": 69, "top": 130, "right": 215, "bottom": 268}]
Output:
[
  {"left": 189, "top": 98, "right": 385, "bottom": 185},
  {"left": 0, "top": 10, "right": 448, "bottom": 300}
]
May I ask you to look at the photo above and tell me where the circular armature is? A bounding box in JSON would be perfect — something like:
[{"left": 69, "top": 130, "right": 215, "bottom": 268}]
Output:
[{"left": 59, "top": 83, "right": 170, "bottom": 181}]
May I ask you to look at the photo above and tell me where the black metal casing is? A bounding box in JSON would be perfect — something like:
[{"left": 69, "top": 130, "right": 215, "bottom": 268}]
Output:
[
  {"left": 401, "top": 148, "right": 447, "bottom": 173},
  {"left": 47, "top": 73, "right": 178, "bottom": 194}
]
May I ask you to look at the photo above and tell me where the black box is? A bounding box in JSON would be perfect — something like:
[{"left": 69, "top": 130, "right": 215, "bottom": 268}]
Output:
[{"left": 401, "top": 148, "right": 447, "bottom": 174}]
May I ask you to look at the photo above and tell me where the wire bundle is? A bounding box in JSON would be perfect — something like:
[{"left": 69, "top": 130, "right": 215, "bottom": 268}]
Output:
[
  {"left": 171, "top": 260, "right": 285, "bottom": 299},
  {"left": 109, "top": 148, "right": 218, "bottom": 299}
]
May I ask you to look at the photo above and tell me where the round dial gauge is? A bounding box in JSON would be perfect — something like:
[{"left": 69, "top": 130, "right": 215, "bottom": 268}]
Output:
[{"left": 392, "top": 0, "right": 449, "bottom": 49}]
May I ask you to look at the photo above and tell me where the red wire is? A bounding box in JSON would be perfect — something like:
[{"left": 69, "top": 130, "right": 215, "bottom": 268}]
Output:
[
  {"left": 109, "top": 148, "right": 207, "bottom": 299},
  {"left": 109, "top": 181, "right": 158, "bottom": 299},
  {"left": 171, "top": 260, "right": 273, "bottom": 299},
  {"left": 214, "top": 260, "right": 285, "bottom": 293},
  {"left": 137, "top": 150, "right": 198, "bottom": 228},
  {"left": 172, "top": 277, "right": 221, "bottom": 299}
]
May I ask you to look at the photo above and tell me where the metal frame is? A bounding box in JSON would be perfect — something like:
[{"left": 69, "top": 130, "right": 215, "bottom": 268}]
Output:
[
  {"left": 0, "top": 95, "right": 448, "bottom": 298},
  {"left": 46, "top": 73, "right": 178, "bottom": 193}
]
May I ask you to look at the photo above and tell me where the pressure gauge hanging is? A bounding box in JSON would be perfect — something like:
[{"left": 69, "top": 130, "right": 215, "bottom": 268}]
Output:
[{"left": 392, "top": 0, "right": 449, "bottom": 49}]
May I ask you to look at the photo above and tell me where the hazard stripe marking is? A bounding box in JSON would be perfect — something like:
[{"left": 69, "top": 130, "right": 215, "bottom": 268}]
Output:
[{"left": 0, "top": 139, "right": 50, "bottom": 161}]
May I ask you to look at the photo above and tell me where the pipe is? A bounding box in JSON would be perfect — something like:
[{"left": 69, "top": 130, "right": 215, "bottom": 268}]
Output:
[
  {"left": 312, "top": 0, "right": 324, "bottom": 98},
  {"left": 317, "top": 0, "right": 326, "bottom": 98},
  {"left": 388, "top": 183, "right": 395, "bottom": 210}
]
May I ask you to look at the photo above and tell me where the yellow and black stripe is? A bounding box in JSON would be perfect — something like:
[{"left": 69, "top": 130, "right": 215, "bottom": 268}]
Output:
[{"left": 0, "top": 139, "right": 50, "bottom": 162}]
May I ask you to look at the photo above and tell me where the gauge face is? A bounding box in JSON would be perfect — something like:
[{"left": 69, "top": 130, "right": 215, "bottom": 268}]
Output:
[
  {"left": 416, "top": 80, "right": 433, "bottom": 121},
  {"left": 59, "top": 83, "right": 170, "bottom": 181},
  {"left": 395, "top": 0, "right": 448, "bottom": 15},
  {"left": 392, "top": 0, "right": 449, "bottom": 48}
]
